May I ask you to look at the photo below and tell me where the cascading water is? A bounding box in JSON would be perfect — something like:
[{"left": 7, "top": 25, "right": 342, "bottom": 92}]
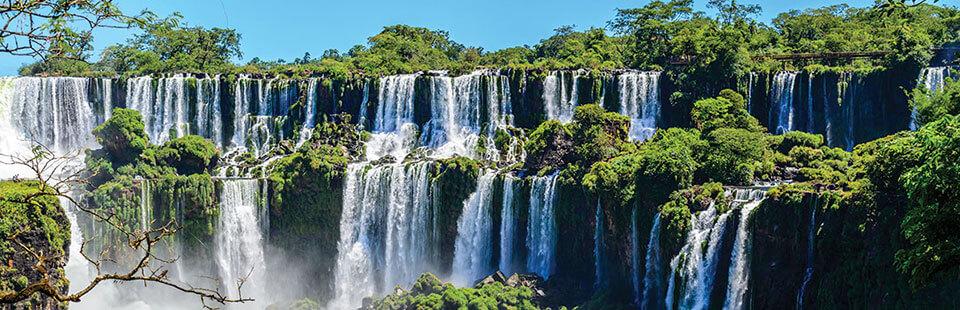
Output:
[
  {"left": 796, "top": 201, "right": 818, "bottom": 309},
  {"left": 618, "top": 71, "right": 661, "bottom": 141},
  {"left": 770, "top": 72, "right": 798, "bottom": 134},
  {"left": 665, "top": 205, "right": 733, "bottom": 310},
  {"left": 912, "top": 67, "right": 954, "bottom": 129},
  {"left": 499, "top": 175, "right": 517, "bottom": 275},
  {"left": 421, "top": 72, "right": 481, "bottom": 158},
  {"left": 641, "top": 213, "right": 664, "bottom": 310},
  {"left": 526, "top": 172, "right": 559, "bottom": 279},
  {"left": 331, "top": 162, "right": 434, "bottom": 309},
  {"left": 594, "top": 199, "right": 606, "bottom": 289},
  {"left": 296, "top": 78, "right": 319, "bottom": 147},
  {"left": 195, "top": 76, "right": 223, "bottom": 147},
  {"left": 127, "top": 76, "right": 189, "bottom": 144},
  {"left": 9, "top": 77, "right": 102, "bottom": 154},
  {"left": 451, "top": 172, "right": 497, "bottom": 286},
  {"left": 216, "top": 179, "right": 268, "bottom": 306},
  {"left": 723, "top": 189, "right": 766, "bottom": 310},
  {"left": 366, "top": 74, "right": 419, "bottom": 161},
  {"left": 543, "top": 71, "right": 578, "bottom": 123}
]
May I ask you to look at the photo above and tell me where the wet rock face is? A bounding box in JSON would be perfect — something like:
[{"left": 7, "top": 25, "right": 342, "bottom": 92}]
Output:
[{"left": 1, "top": 180, "right": 71, "bottom": 309}]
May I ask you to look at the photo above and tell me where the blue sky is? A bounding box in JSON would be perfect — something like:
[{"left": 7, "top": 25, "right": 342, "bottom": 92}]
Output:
[{"left": 0, "top": 0, "right": 877, "bottom": 75}]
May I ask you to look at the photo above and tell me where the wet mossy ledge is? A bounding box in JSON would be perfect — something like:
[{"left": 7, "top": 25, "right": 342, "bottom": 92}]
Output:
[{"left": 0, "top": 180, "right": 70, "bottom": 309}]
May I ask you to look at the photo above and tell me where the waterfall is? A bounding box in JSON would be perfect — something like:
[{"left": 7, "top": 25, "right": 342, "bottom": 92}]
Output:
[
  {"left": 127, "top": 76, "right": 189, "bottom": 144},
  {"left": 366, "top": 74, "right": 419, "bottom": 161},
  {"left": 543, "top": 71, "right": 577, "bottom": 122},
  {"left": 526, "top": 172, "right": 559, "bottom": 279},
  {"left": 840, "top": 72, "right": 856, "bottom": 151},
  {"left": 331, "top": 162, "right": 434, "bottom": 309},
  {"left": 822, "top": 77, "right": 833, "bottom": 146},
  {"left": 806, "top": 74, "right": 815, "bottom": 133},
  {"left": 594, "top": 199, "right": 606, "bottom": 289},
  {"left": 139, "top": 179, "right": 152, "bottom": 231},
  {"left": 9, "top": 77, "right": 102, "bottom": 154},
  {"left": 618, "top": 71, "right": 661, "bottom": 141},
  {"left": 796, "top": 202, "right": 818, "bottom": 309},
  {"left": 196, "top": 76, "right": 223, "bottom": 147},
  {"left": 771, "top": 72, "right": 798, "bottom": 134},
  {"left": 297, "top": 78, "right": 319, "bottom": 147},
  {"left": 421, "top": 73, "right": 480, "bottom": 158},
  {"left": 912, "top": 67, "right": 954, "bottom": 129},
  {"left": 665, "top": 205, "right": 733, "bottom": 310},
  {"left": 452, "top": 172, "right": 497, "bottom": 286},
  {"left": 499, "top": 175, "right": 517, "bottom": 275},
  {"left": 722, "top": 189, "right": 766, "bottom": 310},
  {"left": 0, "top": 78, "right": 31, "bottom": 178},
  {"left": 632, "top": 208, "right": 641, "bottom": 306},
  {"left": 747, "top": 72, "right": 755, "bottom": 114},
  {"left": 216, "top": 179, "right": 268, "bottom": 305},
  {"left": 642, "top": 213, "right": 664, "bottom": 310}
]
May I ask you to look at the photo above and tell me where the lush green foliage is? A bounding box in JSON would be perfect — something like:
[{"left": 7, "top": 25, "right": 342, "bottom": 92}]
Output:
[
  {"left": 0, "top": 180, "right": 69, "bottom": 303},
  {"left": 370, "top": 273, "right": 538, "bottom": 310},
  {"left": 156, "top": 135, "right": 220, "bottom": 175},
  {"left": 911, "top": 72, "right": 960, "bottom": 127},
  {"left": 99, "top": 13, "right": 241, "bottom": 75},
  {"left": 92, "top": 108, "right": 151, "bottom": 166},
  {"left": 898, "top": 115, "right": 960, "bottom": 288}
]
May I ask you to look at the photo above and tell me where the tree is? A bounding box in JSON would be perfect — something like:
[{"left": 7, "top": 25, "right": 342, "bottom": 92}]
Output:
[
  {"left": 100, "top": 13, "right": 242, "bottom": 74},
  {"left": 897, "top": 115, "right": 960, "bottom": 288},
  {"left": 609, "top": 0, "right": 695, "bottom": 68},
  {"left": 0, "top": 0, "right": 142, "bottom": 60}
]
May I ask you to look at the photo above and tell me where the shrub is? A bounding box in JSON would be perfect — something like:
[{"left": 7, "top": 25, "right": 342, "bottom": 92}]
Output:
[
  {"left": 156, "top": 135, "right": 220, "bottom": 175},
  {"left": 92, "top": 108, "right": 150, "bottom": 165}
]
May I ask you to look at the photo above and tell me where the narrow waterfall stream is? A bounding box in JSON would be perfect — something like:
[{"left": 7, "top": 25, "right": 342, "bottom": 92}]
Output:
[
  {"left": 543, "top": 71, "right": 579, "bottom": 122},
  {"left": 452, "top": 173, "right": 497, "bottom": 286},
  {"left": 666, "top": 206, "right": 733, "bottom": 310},
  {"left": 723, "top": 189, "right": 766, "bottom": 310},
  {"left": 216, "top": 179, "right": 268, "bottom": 305},
  {"left": 642, "top": 213, "right": 663, "bottom": 310},
  {"left": 594, "top": 199, "right": 606, "bottom": 289},
  {"left": 526, "top": 173, "right": 559, "bottom": 279},
  {"left": 499, "top": 175, "right": 518, "bottom": 275},
  {"left": 796, "top": 199, "right": 818, "bottom": 309},
  {"left": 771, "top": 72, "right": 798, "bottom": 134}
]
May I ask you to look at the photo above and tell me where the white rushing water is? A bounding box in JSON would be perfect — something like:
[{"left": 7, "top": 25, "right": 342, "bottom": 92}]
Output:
[
  {"left": 216, "top": 179, "right": 268, "bottom": 306},
  {"left": 499, "top": 175, "right": 518, "bottom": 275},
  {"left": 771, "top": 71, "right": 798, "bottom": 134},
  {"left": 912, "top": 67, "right": 954, "bottom": 130},
  {"left": 796, "top": 201, "right": 818, "bottom": 310},
  {"left": 451, "top": 172, "right": 497, "bottom": 286},
  {"left": 366, "top": 74, "right": 419, "bottom": 161},
  {"left": 619, "top": 71, "right": 661, "bottom": 141},
  {"left": 526, "top": 172, "right": 559, "bottom": 279},
  {"left": 543, "top": 71, "right": 579, "bottom": 123},
  {"left": 723, "top": 189, "right": 766, "bottom": 310},
  {"left": 641, "top": 213, "right": 664, "bottom": 310},
  {"left": 594, "top": 199, "right": 606, "bottom": 289},
  {"left": 296, "top": 78, "right": 320, "bottom": 147},
  {"left": 330, "top": 162, "right": 434, "bottom": 309},
  {"left": 666, "top": 205, "right": 733, "bottom": 310},
  {"left": 127, "top": 76, "right": 189, "bottom": 144}
]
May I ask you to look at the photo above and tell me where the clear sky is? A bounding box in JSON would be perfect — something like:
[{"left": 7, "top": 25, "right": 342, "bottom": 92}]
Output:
[{"left": 0, "top": 0, "right": 877, "bottom": 75}]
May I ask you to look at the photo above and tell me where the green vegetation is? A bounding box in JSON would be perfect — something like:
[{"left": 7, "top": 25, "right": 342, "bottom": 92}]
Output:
[
  {"left": 370, "top": 273, "right": 538, "bottom": 310},
  {"left": 911, "top": 71, "right": 960, "bottom": 127},
  {"left": 0, "top": 180, "right": 70, "bottom": 307}
]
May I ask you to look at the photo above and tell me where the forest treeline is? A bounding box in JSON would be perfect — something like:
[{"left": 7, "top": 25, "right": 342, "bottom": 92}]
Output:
[{"left": 19, "top": 0, "right": 960, "bottom": 79}]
